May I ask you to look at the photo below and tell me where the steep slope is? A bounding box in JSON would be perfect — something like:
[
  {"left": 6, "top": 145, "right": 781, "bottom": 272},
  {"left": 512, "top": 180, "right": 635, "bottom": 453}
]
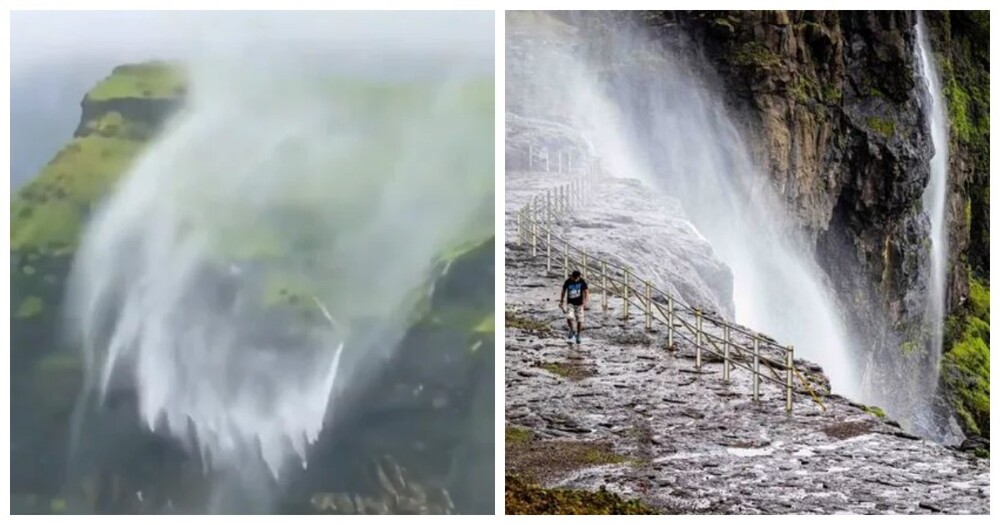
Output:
[{"left": 11, "top": 62, "right": 185, "bottom": 498}]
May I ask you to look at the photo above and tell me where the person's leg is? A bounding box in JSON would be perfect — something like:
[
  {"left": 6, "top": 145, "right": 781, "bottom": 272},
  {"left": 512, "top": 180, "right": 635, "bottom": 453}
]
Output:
[
  {"left": 565, "top": 308, "right": 575, "bottom": 337},
  {"left": 574, "top": 306, "right": 583, "bottom": 343}
]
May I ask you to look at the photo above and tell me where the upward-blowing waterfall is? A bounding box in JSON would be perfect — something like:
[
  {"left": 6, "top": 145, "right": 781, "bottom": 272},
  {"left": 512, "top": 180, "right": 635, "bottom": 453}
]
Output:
[
  {"left": 513, "top": 13, "right": 860, "bottom": 397},
  {"left": 915, "top": 14, "right": 950, "bottom": 399},
  {"left": 66, "top": 49, "right": 492, "bottom": 512}
]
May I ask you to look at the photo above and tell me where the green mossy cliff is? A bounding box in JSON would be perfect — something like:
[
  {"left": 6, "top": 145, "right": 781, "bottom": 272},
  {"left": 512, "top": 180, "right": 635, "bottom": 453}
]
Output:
[
  {"left": 10, "top": 61, "right": 186, "bottom": 501},
  {"left": 924, "top": 12, "right": 990, "bottom": 440}
]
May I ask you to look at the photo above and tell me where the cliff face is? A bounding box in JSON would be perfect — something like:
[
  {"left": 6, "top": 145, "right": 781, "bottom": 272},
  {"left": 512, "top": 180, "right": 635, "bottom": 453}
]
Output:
[
  {"left": 635, "top": 10, "right": 988, "bottom": 439},
  {"left": 10, "top": 63, "right": 495, "bottom": 514},
  {"left": 10, "top": 62, "right": 186, "bottom": 499}
]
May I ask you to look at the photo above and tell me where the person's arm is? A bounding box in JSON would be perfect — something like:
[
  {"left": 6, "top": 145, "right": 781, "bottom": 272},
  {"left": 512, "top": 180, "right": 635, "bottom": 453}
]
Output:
[
  {"left": 559, "top": 283, "right": 567, "bottom": 310},
  {"left": 583, "top": 282, "right": 590, "bottom": 307}
]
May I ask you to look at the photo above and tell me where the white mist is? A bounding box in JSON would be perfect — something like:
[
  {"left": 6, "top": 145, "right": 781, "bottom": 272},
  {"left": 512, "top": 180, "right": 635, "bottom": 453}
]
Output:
[{"left": 67, "top": 21, "right": 492, "bottom": 513}]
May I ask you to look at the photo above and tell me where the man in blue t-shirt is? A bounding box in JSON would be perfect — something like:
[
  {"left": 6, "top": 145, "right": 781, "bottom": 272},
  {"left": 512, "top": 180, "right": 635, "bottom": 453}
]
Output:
[{"left": 560, "top": 270, "right": 589, "bottom": 344}]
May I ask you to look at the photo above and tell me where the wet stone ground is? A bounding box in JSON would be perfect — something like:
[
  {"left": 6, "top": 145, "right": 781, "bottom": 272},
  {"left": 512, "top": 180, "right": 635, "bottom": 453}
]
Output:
[{"left": 504, "top": 211, "right": 990, "bottom": 514}]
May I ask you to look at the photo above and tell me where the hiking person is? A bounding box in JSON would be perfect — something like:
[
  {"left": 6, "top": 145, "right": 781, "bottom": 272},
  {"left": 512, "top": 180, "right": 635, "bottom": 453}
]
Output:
[{"left": 560, "top": 270, "right": 588, "bottom": 344}]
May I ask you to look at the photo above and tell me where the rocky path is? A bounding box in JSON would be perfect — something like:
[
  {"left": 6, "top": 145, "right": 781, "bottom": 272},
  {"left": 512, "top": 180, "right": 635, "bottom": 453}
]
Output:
[{"left": 505, "top": 231, "right": 990, "bottom": 514}]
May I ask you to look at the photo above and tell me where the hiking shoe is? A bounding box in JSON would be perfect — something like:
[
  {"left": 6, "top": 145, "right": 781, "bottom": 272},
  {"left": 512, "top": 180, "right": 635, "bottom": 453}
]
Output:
[
  {"left": 567, "top": 329, "right": 576, "bottom": 341},
  {"left": 575, "top": 334, "right": 581, "bottom": 344}
]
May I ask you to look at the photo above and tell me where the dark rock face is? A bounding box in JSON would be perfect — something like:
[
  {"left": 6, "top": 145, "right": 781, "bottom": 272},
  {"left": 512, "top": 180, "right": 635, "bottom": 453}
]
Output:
[
  {"left": 627, "top": 10, "right": 987, "bottom": 435},
  {"left": 75, "top": 97, "right": 181, "bottom": 140}
]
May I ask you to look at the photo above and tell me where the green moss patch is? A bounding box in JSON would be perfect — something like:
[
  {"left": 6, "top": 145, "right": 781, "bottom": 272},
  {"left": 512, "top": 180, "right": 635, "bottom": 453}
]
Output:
[
  {"left": 538, "top": 361, "right": 596, "bottom": 381},
  {"left": 505, "top": 474, "right": 657, "bottom": 515},
  {"left": 11, "top": 135, "right": 145, "bottom": 252},
  {"left": 506, "top": 427, "right": 636, "bottom": 484},
  {"left": 15, "top": 296, "right": 44, "bottom": 319},
  {"left": 505, "top": 309, "right": 553, "bottom": 335},
  {"left": 85, "top": 62, "right": 185, "bottom": 102},
  {"left": 863, "top": 405, "right": 886, "bottom": 419},
  {"left": 473, "top": 313, "right": 495, "bottom": 333},
  {"left": 867, "top": 116, "right": 896, "bottom": 137},
  {"left": 941, "top": 276, "right": 990, "bottom": 437},
  {"left": 505, "top": 425, "right": 534, "bottom": 445},
  {"left": 732, "top": 41, "right": 782, "bottom": 69}
]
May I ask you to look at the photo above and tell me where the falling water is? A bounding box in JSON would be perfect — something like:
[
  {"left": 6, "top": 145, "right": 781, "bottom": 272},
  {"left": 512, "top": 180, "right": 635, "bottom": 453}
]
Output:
[
  {"left": 66, "top": 43, "right": 492, "bottom": 512},
  {"left": 915, "top": 14, "right": 950, "bottom": 389},
  {"left": 510, "top": 12, "right": 859, "bottom": 397}
]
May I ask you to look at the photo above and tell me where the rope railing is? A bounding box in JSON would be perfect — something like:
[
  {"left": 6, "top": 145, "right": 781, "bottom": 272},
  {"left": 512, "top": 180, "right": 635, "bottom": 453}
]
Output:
[{"left": 510, "top": 164, "right": 826, "bottom": 413}]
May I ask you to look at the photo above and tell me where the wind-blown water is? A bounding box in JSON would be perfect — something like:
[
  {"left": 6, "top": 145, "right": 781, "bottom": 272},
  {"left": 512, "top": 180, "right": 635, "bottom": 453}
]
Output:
[
  {"left": 915, "top": 14, "right": 950, "bottom": 390},
  {"left": 510, "top": 13, "right": 859, "bottom": 396},
  {"left": 67, "top": 47, "right": 492, "bottom": 512}
]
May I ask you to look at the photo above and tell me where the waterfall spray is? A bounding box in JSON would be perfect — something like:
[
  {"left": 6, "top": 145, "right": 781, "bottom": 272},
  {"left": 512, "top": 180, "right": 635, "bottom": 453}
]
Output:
[
  {"left": 511, "top": 13, "right": 859, "bottom": 397},
  {"left": 66, "top": 45, "right": 492, "bottom": 511},
  {"left": 915, "top": 14, "right": 950, "bottom": 394}
]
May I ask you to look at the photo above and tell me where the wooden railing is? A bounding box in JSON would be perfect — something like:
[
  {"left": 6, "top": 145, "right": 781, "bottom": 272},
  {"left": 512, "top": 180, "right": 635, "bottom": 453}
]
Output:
[{"left": 510, "top": 165, "right": 826, "bottom": 413}]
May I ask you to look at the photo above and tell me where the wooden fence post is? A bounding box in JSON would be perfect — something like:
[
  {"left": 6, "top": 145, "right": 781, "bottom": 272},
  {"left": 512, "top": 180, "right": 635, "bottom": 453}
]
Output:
[
  {"left": 546, "top": 230, "right": 551, "bottom": 273},
  {"left": 786, "top": 346, "right": 794, "bottom": 413},
  {"left": 563, "top": 241, "right": 569, "bottom": 279},
  {"left": 753, "top": 336, "right": 761, "bottom": 402},
  {"left": 667, "top": 297, "right": 674, "bottom": 349},
  {"left": 723, "top": 325, "right": 731, "bottom": 382},
  {"left": 601, "top": 260, "right": 608, "bottom": 311},
  {"left": 516, "top": 207, "right": 522, "bottom": 246},
  {"left": 531, "top": 221, "right": 537, "bottom": 257},
  {"left": 623, "top": 268, "right": 630, "bottom": 319},
  {"left": 695, "top": 309, "right": 703, "bottom": 369},
  {"left": 644, "top": 280, "right": 652, "bottom": 331}
]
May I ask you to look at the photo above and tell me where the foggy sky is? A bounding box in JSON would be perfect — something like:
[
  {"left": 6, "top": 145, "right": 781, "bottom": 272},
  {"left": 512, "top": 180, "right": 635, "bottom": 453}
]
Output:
[
  {"left": 11, "top": 11, "right": 494, "bottom": 70},
  {"left": 9, "top": 10, "right": 495, "bottom": 188}
]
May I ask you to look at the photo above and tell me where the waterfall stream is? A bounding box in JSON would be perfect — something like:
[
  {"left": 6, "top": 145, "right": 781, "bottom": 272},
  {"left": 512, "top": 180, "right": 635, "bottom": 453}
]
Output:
[{"left": 915, "top": 13, "right": 950, "bottom": 402}]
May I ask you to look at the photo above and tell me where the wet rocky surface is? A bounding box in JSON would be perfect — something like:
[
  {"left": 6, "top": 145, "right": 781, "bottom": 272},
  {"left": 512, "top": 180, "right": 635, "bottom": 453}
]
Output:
[{"left": 504, "top": 193, "right": 990, "bottom": 514}]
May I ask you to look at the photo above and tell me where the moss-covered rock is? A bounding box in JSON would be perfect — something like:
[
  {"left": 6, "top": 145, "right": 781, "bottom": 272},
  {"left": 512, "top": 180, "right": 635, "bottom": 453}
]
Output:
[
  {"left": 15, "top": 296, "right": 44, "bottom": 319},
  {"left": 941, "top": 276, "right": 989, "bottom": 438},
  {"left": 505, "top": 475, "right": 657, "bottom": 515}
]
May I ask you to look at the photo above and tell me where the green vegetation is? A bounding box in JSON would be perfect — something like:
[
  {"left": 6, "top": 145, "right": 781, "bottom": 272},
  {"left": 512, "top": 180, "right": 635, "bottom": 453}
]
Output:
[
  {"left": 863, "top": 405, "right": 886, "bottom": 419},
  {"left": 473, "top": 314, "right": 495, "bottom": 333},
  {"left": 505, "top": 309, "right": 552, "bottom": 334},
  {"left": 900, "top": 340, "right": 919, "bottom": 355},
  {"left": 867, "top": 117, "right": 896, "bottom": 137},
  {"left": 822, "top": 84, "right": 842, "bottom": 104},
  {"left": 15, "top": 296, "right": 44, "bottom": 319},
  {"left": 941, "top": 276, "right": 990, "bottom": 437},
  {"left": 732, "top": 41, "right": 782, "bottom": 69},
  {"left": 538, "top": 361, "right": 594, "bottom": 381},
  {"left": 927, "top": 12, "right": 989, "bottom": 277},
  {"left": 85, "top": 62, "right": 185, "bottom": 102},
  {"left": 11, "top": 134, "right": 146, "bottom": 253},
  {"left": 789, "top": 76, "right": 818, "bottom": 103},
  {"left": 505, "top": 475, "right": 657, "bottom": 515},
  {"left": 505, "top": 425, "right": 534, "bottom": 445}
]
